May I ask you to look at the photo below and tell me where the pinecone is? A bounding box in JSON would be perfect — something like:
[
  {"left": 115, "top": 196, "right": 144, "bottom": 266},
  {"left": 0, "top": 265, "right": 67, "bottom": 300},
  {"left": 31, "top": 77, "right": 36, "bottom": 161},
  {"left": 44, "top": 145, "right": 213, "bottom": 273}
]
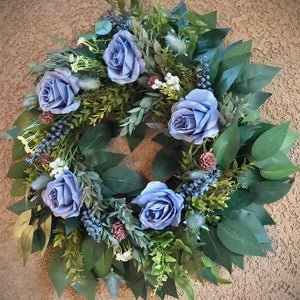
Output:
[
  {"left": 111, "top": 221, "right": 128, "bottom": 241},
  {"left": 37, "top": 152, "right": 51, "bottom": 165},
  {"left": 40, "top": 111, "right": 53, "bottom": 124}
]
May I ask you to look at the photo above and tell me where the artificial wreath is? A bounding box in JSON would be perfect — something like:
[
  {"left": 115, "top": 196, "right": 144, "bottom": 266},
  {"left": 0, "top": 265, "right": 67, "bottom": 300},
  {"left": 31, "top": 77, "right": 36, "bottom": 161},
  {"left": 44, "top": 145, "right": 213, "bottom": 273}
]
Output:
[{"left": 3, "top": 1, "right": 299, "bottom": 300}]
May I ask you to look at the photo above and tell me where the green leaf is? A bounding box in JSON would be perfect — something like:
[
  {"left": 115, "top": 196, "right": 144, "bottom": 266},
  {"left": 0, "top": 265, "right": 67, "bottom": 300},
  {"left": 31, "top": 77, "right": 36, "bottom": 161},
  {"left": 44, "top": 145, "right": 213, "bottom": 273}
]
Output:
[
  {"left": 255, "top": 151, "right": 293, "bottom": 169},
  {"left": 73, "top": 271, "right": 97, "bottom": 300},
  {"left": 82, "top": 237, "right": 104, "bottom": 270},
  {"left": 117, "top": 0, "right": 126, "bottom": 10},
  {"left": 88, "top": 149, "right": 125, "bottom": 172},
  {"left": 198, "top": 11, "right": 217, "bottom": 28},
  {"left": 11, "top": 178, "right": 27, "bottom": 197},
  {"left": 7, "top": 198, "right": 28, "bottom": 215},
  {"left": 200, "top": 267, "right": 218, "bottom": 285},
  {"left": 127, "top": 123, "right": 146, "bottom": 152},
  {"left": 174, "top": 276, "right": 194, "bottom": 300},
  {"left": 279, "top": 130, "right": 300, "bottom": 154},
  {"left": 152, "top": 133, "right": 182, "bottom": 149},
  {"left": 260, "top": 164, "right": 299, "bottom": 180},
  {"left": 76, "top": 32, "right": 98, "bottom": 40},
  {"left": 101, "top": 163, "right": 145, "bottom": 195},
  {"left": 21, "top": 224, "right": 36, "bottom": 265},
  {"left": 14, "top": 110, "right": 39, "bottom": 130},
  {"left": 40, "top": 214, "right": 52, "bottom": 256},
  {"left": 232, "top": 64, "right": 280, "bottom": 94},
  {"left": 82, "top": 238, "right": 113, "bottom": 278},
  {"left": 244, "top": 203, "right": 275, "bottom": 225},
  {"left": 1, "top": 126, "right": 21, "bottom": 139},
  {"left": 157, "top": 277, "right": 178, "bottom": 299},
  {"left": 225, "top": 210, "right": 271, "bottom": 244},
  {"left": 152, "top": 147, "right": 181, "bottom": 180},
  {"left": 79, "top": 123, "right": 113, "bottom": 157},
  {"left": 222, "top": 40, "right": 252, "bottom": 64},
  {"left": 184, "top": 11, "right": 209, "bottom": 27},
  {"left": 95, "top": 20, "right": 112, "bottom": 35},
  {"left": 238, "top": 167, "right": 265, "bottom": 188},
  {"left": 12, "top": 139, "right": 27, "bottom": 161},
  {"left": 213, "top": 123, "right": 240, "bottom": 168},
  {"left": 65, "top": 217, "right": 81, "bottom": 234},
  {"left": 217, "top": 220, "right": 265, "bottom": 256},
  {"left": 215, "top": 64, "right": 244, "bottom": 99},
  {"left": 231, "top": 253, "right": 244, "bottom": 270},
  {"left": 48, "top": 249, "right": 71, "bottom": 297},
  {"left": 32, "top": 227, "right": 46, "bottom": 253},
  {"left": 7, "top": 161, "right": 29, "bottom": 179},
  {"left": 251, "top": 122, "right": 289, "bottom": 161},
  {"left": 220, "top": 189, "right": 255, "bottom": 213},
  {"left": 94, "top": 246, "right": 113, "bottom": 278},
  {"left": 251, "top": 181, "right": 292, "bottom": 204},
  {"left": 207, "top": 49, "right": 220, "bottom": 83},
  {"left": 197, "top": 28, "right": 231, "bottom": 53},
  {"left": 201, "top": 227, "right": 232, "bottom": 272},
  {"left": 243, "top": 91, "right": 271, "bottom": 111}
]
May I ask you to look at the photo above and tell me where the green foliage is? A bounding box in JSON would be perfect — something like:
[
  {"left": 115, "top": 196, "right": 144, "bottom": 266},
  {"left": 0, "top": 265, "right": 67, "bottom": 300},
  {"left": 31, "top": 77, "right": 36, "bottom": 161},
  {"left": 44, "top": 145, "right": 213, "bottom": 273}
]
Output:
[
  {"left": 7, "top": 161, "right": 30, "bottom": 179},
  {"left": 217, "top": 220, "right": 265, "bottom": 256},
  {"left": 2, "top": 126, "right": 21, "bottom": 139},
  {"left": 53, "top": 225, "right": 84, "bottom": 285},
  {"left": 101, "top": 162, "right": 145, "bottom": 195},
  {"left": 95, "top": 20, "right": 112, "bottom": 35},
  {"left": 7, "top": 198, "right": 28, "bottom": 215},
  {"left": 12, "top": 139, "right": 27, "bottom": 161},
  {"left": 213, "top": 122, "right": 240, "bottom": 168}
]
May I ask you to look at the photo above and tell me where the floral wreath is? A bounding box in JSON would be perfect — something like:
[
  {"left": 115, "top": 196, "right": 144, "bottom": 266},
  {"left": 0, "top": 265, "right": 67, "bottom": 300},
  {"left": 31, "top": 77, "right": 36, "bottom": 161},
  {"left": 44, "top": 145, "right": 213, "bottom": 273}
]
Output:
[{"left": 3, "top": 1, "right": 299, "bottom": 300}]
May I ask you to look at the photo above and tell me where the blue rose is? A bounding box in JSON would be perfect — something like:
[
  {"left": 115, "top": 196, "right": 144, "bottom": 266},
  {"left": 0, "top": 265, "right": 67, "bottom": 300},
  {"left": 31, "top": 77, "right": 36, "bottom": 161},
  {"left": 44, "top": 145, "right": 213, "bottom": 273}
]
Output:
[
  {"left": 41, "top": 170, "right": 83, "bottom": 219},
  {"left": 103, "top": 30, "right": 145, "bottom": 84},
  {"left": 168, "top": 89, "right": 219, "bottom": 145},
  {"left": 132, "top": 181, "right": 184, "bottom": 230},
  {"left": 36, "top": 68, "right": 80, "bottom": 114}
]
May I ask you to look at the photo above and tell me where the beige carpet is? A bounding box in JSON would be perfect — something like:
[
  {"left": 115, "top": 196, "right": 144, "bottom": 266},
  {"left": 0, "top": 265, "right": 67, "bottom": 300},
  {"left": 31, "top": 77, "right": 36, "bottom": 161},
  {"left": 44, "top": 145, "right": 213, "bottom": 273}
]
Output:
[{"left": 0, "top": 0, "right": 299, "bottom": 299}]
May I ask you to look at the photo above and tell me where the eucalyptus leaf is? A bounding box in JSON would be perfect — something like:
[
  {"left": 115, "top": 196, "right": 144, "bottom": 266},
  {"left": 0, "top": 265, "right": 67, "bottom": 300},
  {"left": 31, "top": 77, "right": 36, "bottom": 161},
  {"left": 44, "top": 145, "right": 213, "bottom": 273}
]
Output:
[
  {"left": 79, "top": 123, "right": 113, "bottom": 157},
  {"left": 73, "top": 271, "right": 97, "bottom": 300},
  {"left": 11, "top": 178, "right": 27, "bottom": 197},
  {"left": 174, "top": 276, "right": 194, "bottom": 300},
  {"left": 1, "top": 126, "right": 21, "bottom": 139},
  {"left": 152, "top": 147, "right": 181, "bottom": 180},
  {"left": 252, "top": 122, "right": 289, "bottom": 161},
  {"left": 48, "top": 249, "right": 71, "bottom": 297},
  {"left": 201, "top": 227, "right": 232, "bottom": 272},
  {"left": 12, "top": 139, "right": 27, "bottom": 161},
  {"left": 7, "top": 161, "right": 29, "bottom": 179},
  {"left": 251, "top": 181, "right": 292, "bottom": 204},
  {"left": 8, "top": 198, "right": 28, "bottom": 215},
  {"left": 14, "top": 110, "right": 39, "bottom": 130},
  {"left": 127, "top": 123, "right": 146, "bottom": 152},
  {"left": 65, "top": 217, "right": 81, "bottom": 234},
  {"left": 213, "top": 122, "right": 239, "bottom": 168},
  {"left": 95, "top": 20, "right": 112, "bottom": 35},
  {"left": 255, "top": 151, "right": 293, "bottom": 169},
  {"left": 217, "top": 220, "right": 265, "bottom": 256},
  {"left": 101, "top": 163, "right": 145, "bottom": 195},
  {"left": 243, "top": 203, "right": 275, "bottom": 225},
  {"left": 260, "top": 164, "right": 299, "bottom": 180},
  {"left": 232, "top": 64, "right": 280, "bottom": 94},
  {"left": 93, "top": 243, "right": 113, "bottom": 278},
  {"left": 279, "top": 130, "right": 300, "bottom": 154}
]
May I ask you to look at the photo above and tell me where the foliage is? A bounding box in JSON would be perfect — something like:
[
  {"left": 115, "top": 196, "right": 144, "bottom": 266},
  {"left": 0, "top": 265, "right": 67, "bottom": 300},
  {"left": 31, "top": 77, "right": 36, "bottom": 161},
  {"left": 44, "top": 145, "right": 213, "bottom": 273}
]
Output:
[{"left": 3, "top": 1, "right": 299, "bottom": 300}]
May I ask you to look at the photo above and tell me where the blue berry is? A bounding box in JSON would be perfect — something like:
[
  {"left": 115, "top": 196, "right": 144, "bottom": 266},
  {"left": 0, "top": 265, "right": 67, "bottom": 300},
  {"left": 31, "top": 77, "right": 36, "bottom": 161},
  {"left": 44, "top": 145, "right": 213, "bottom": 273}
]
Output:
[{"left": 81, "top": 209, "right": 102, "bottom": 243}]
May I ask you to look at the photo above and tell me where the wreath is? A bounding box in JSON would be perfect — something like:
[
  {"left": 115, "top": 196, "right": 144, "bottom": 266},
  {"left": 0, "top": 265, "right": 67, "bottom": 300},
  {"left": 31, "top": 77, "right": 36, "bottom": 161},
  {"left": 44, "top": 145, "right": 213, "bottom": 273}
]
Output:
[{"left": 3, "top": 1, "right": 299, "bottom": 300}]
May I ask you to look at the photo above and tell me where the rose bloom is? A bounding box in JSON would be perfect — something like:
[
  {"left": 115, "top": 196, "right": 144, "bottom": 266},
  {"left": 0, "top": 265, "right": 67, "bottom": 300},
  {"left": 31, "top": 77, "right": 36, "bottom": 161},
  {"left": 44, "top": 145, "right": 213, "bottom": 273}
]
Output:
[
  {"left": 36, "top": 68, "right": 80, "bottom": 114},
  {"left": 168, "top": 89, "right": 219, "bottom": 145},
  {"left": 132, "top": 181, "right": 183, "bottom": 230},
  {"left": 42, "top": 170, "right": 83, "bottom": 219},
  {"left": 103, "top": 30, "right": 145, "bottom": 84}
]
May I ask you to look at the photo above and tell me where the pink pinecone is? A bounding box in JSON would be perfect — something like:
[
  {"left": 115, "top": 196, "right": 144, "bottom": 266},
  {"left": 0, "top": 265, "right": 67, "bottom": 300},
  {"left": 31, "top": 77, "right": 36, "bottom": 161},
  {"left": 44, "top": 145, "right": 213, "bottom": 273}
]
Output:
[
  {"left": 199, "top": 152, "right": 217, "bottom": 172},
  {"left": 111, "top": 221, "right": 128, "bottom": 241}
]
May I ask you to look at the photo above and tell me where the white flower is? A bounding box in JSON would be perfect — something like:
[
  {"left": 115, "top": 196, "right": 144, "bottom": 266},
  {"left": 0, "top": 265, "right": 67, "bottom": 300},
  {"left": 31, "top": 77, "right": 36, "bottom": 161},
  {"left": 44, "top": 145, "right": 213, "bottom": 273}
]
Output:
[
  {"left": 49, "top": 158, "right": 69, "bottom": 178},
  {"left": 77, "top": 37, "right": 85, "bottom": 45},
  {"left": 69, "top": 54, "right": 74, "bottom": 63},
  {"left": 115, "top": 248, "right": 133, "bottom": 262}
]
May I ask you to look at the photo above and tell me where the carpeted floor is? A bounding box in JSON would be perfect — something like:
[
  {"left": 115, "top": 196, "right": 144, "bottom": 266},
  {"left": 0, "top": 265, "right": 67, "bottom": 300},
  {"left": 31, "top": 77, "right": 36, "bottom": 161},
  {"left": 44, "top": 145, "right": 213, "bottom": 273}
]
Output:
[{"left": 0, "top": 0, "right": 299, "bottom": 299}]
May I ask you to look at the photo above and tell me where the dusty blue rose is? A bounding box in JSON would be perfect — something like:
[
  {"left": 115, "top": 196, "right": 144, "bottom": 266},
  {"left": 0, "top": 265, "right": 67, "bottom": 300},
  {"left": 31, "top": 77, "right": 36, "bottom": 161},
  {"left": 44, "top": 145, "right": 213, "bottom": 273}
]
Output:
[
  {"left": 42, "top": 170, "right": 82, "bottom": 219},
  {"left": 103, "top": 30, "right": 145, "bottom": 84},
  {"left": 36, "top": 68, "right": 80, "bottom": 114},
  {"left": 168, "top": 89, "right": 219, "bottom": 145},
  {"left": 132, "top": 181, "right": 184, "bottom": 230}
]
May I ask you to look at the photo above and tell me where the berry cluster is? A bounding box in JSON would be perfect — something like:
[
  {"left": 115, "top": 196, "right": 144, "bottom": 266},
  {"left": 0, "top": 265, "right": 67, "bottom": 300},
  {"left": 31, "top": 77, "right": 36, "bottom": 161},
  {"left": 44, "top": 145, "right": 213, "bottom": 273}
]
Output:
[
  {"left": 196, "top": 57, "right": 213, "bottom": 91},
  {"left": 105, "top": 9, "right": 130, "bottom": 31},
  {"left": 81, "top": 209, "right": 102, "bottom": 243},
  {"left": 26, "top": 120, "right": 70, "bottom": 164},
  {"left": 179, "top": 168, "right": 220, "bottom": 201}
]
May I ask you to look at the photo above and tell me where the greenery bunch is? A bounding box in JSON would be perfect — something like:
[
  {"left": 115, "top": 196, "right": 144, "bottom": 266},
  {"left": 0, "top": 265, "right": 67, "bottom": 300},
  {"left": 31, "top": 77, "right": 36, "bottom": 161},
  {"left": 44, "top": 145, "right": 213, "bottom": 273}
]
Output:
[{"left": 3, "top": 1, "right": 299, "bottom": 300}]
